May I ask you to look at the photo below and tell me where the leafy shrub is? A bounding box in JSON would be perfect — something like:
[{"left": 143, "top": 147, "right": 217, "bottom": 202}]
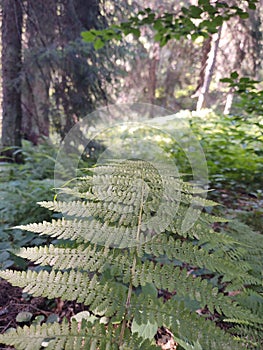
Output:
[
  {"left": 0, "top": 141, "right": 57, "bottom": 269},
  {"left": 105, "top": 110, "right": 263, "bottom": 190},
  {"left": 0, "top": 160, "right": 262, "bottom": 349},
  {"left": 190, "top": 111, "right": 263, "bottom": 188},
  {"left": 156, "top": 110, "right": 263, "bottom": 189},
  {"left": 221, "top": 72, "right": 263, "bottom": 117}
]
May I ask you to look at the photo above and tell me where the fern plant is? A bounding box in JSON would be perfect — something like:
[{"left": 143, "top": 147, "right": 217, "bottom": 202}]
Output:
[{"left": 0, "top": 159, "right": 262, "bottom": 350}]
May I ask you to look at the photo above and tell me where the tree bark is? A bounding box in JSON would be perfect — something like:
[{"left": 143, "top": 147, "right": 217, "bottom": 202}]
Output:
[
  {"left": 223, "top": 87, "right": 234, "bottom": 115},
  {"left": 148, "top": 43, "right": 160, "bottom": 104},
  {"left": 193, "top": 27, "right": 222, "bottom": 112},
  {"left": 1, "top": 0, "right": 23, "bottom": 161},
  {"left": 21, "top": 0, "right": 56, "bottom": 145}
]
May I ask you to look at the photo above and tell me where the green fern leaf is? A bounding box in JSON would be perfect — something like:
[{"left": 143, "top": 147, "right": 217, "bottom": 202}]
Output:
[{"left": 1, "top": 159, "right": 262, "bottom": 349}]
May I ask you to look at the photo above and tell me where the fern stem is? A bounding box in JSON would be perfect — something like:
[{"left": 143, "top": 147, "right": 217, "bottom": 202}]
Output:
[
  {"left": 119, "top": 254, "right": 137, "bottom": 347},
  {"left": 119, "top": 177, "right": 146, "bottom": 347}
]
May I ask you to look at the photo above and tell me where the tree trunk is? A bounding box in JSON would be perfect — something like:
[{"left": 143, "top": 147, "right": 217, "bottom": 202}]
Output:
[
  {"left": 223, "top": 10, "right": 261, "bottom": 115},
  {"left": 21, "top": 0, "right": 56, "bottom": 145},
  {"left": 223, "top": 88, "right": 234, "bottom": 115},
  {"left": 148, "top": 43, "right": 160, "bottom": 104},
  {"left": 1, "top": 0, "right": 23, "bottom": 161},
  {"left": 193, "top": 27, "right": 222, "bottom": 112}
]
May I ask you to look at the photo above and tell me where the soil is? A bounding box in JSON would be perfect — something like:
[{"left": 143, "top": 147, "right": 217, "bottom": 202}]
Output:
[
  {"left": 0, "top": 279, "right": 87, "bottom": 350},
  {"left": 0, "top": 280, "right": 50, "bottom": 350},
  {"left": 0, "top": 280, "right": 21, "bottom": 332}
]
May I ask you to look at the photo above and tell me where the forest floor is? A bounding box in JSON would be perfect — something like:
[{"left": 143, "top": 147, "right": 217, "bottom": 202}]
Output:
[{"left": 0, "top": 188, "right": 262, "bottom": 350}]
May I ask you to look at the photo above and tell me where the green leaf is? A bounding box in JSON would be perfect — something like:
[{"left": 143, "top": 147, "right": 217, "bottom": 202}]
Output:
[
  {"left": 189, "top": 5, "right": 203, "bottom": 19},
  {"left": 130, "top": 28, "right": 141, "bottom": 38},
  {"left": 248, "top": 3, "right": 257, "bottom": 10},
  {"left": 216, "top": 2, "right": 229, "bottom": 8},
  {"left": 145, "top": 8, "right": 152, "bottom": 13},
  {"left": 71, "top": 311, "right": 98, "bottom": 324},
  {"left": 122, "top": 27, "right": 132, "bottom": 36},
  {"left": 0, "top": 251, "right": 10, "bottom": 263},
  {"left": 207, "top": 25, "right": 218, "bottom": 34},
  {"left": 16, "top": 312, "right": 33, "bottom": 323},
  {"left": 198, "top": 19, "right": 211, "bottom": 29},
  {"left": 153, "top": 19, "right": 163, "bottom": 31},
  {"left": 154, "top": 32, "right": 162, "bottom": 42},
  {"left": 174, "top": 337, "right": 203, "bottom": 350},
  {"left": 213, "top": 15, "right": 224, "bottom": 26},
  {"left": 46, "top": 313, "right": 59, "bottom": 324},
  {"left": 131, "top": 319, "right": 158, "bottom": 340},
  {"left": 182, "top": 7, "right": 189, "bottom": 15},
  {"left": 141, "top": 283, "right": 158, "bottom": 297},
  {"left": 198, "top": 0, "right": 210, "bottom": 5},
  {"left": 32, "top": 315, "right": 45, "bottom": 325},
  {"left": 220, "top": 78, "right": 233, "bottom": 83},
  {"left": 144, "top": 13, "right": 155, "bottom": 24},
  {"left": 81, "top": 31, "right": 96, "bottom": 43},
  {"left": 94, "top": 38, "right": 105, "bottom": 50},
  {"left": 239, "top": 77, "right": 251, "bottom": 83},
  {"left": 238, "top": 11, "right": 249, "bottom": 19},
  {"left": 230, "top": 71, "right": 239, "bottom": 79},
  {"left": 203, "top": 4, "right": 217, "bottom": 15}
]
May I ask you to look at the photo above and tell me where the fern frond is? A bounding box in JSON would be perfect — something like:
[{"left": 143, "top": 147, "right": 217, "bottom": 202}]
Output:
[
  {"left": 17, "top": 244, "right": 123, "bottom": 274},
  {"left": 0, "top": 319, "right": 157, "bottom": 350},
  {"left": 2, "top": 159, "right": 262, "bottom": 349},
  {"left": 0, "top": 270, "right": 127, "bottom": 318},
  {"left": 234, "top": 290, "right": 263, "bottom": 318},
  {"left": 131, "top": 262, "right": 261, "bottom": 323},
  {"left": 15, "top": 218, "right": 140, "bottom": 247},
  {"left": 141, "top": 235, "right": 259, "bottom": 286},
  {"left": 131, "top": 295, "right": 242, "bottom": 350},
  {"left": 17, "top": 236, "right": 258, "bottom": 288}
]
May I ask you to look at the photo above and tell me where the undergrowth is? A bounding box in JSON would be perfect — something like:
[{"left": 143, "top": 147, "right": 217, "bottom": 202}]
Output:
[
  {"left": 0, "top": 159, "right": 262, "bottom": 349},
  {"left": 0, "top": 141, "right": 56, "bottom": 269}
]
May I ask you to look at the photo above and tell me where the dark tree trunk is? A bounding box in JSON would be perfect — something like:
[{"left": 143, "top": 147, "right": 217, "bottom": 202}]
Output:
[
  {"left": 21, "top": 0, "right": 56, "bottom": 145},
  {"left": 1, "top": 0, "right": 23, "bottom": 162}
]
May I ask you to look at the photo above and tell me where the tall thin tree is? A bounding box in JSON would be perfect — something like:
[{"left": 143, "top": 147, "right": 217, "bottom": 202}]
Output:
[
  {"left": 192, "top": 27, "right": 222, "bottom": 111},
  {"left": 21, "top": 0, "right": 56, "bottom": 145},
  {"left": 1, "top": 0, "right": 23, "bottom": 161}
]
